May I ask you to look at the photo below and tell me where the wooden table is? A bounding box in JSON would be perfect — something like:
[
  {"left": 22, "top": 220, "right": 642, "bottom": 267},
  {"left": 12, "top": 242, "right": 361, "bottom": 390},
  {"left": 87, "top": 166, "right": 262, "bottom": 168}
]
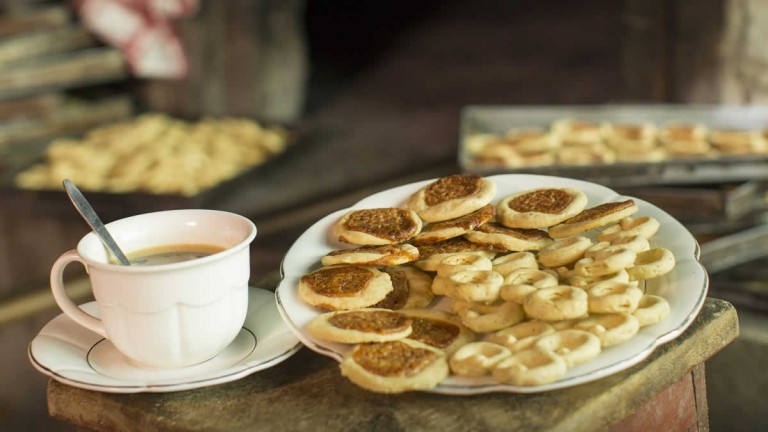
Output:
[{"left": 46, "top": 296, "right": 737, "bottom": 432}]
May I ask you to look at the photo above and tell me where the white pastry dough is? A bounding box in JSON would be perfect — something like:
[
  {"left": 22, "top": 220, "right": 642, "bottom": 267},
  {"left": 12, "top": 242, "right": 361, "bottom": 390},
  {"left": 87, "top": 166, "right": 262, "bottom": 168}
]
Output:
[
  {"left": 633, "top": 295, "right": 671, "bottom": 327},
  {"left": 537, "top": 236, "right": 593, "bottom": 267},
  {"left": 492, "top": 251, "right": 538, "bottom": 277},
  {"left": 627, "top": 248, "right": 676, "bottom": 280},
  {"left": 586, "top": 281, "right": 644, "bottom": 314},
  {"left": 492, "top": 347, "right": 568, "bottom": 386},
  {"left": 575, "top": 313, "right": 640, "bottom": 347},
  {"left": 486, "top": 320, "right": 556, "bottom": 352},
  {"left": 574, "top": 248, "right": 636, "bottom": 278},
  {"left": 436, "top": 253, "right": 493, "bottom": 278},
  {"left": 459, "top": 301, "right": 525, "bottom": 333},
  {"left": 449, "top": 341, "right": 511, "bottom": 377},
  {"left": 442, "top": 270, "right": 504, "bottom": 303},
  {"left": 535, "top": 329, "right": 601, "bottom": 368},
  {"left": 499, "top": 268, "right": 559, "bottom": 304},
  {"left": 523, "top": 286, "right": 589, "bottom": 321},
  {"left": 598, "top": 216, "right": 660, "bottom": 242}
]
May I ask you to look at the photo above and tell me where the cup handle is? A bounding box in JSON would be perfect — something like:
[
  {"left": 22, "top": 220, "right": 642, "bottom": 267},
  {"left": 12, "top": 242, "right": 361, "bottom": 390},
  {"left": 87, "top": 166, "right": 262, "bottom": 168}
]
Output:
[{"left": 50, "top": 250, "right": 107, "bottom": 338}]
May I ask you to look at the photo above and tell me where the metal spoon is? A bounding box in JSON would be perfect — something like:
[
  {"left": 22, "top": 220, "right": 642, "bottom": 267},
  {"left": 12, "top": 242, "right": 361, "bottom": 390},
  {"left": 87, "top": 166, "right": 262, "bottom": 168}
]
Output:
[{"left": 63, "top": 179, "right": 131, "bottom": 266}]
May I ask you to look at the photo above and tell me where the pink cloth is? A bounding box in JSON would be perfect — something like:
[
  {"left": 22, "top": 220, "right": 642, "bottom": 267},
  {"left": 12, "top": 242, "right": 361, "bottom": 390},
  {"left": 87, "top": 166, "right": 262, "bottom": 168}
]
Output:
[{"left": 72, "top": 0, "right": 198, "bottom": 79}]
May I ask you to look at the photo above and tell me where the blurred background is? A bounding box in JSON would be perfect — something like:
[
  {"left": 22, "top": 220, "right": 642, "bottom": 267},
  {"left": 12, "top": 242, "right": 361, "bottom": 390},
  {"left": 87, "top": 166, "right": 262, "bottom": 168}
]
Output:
[{"left": 1, "top": 0, "right": 767, "bottom": 430}]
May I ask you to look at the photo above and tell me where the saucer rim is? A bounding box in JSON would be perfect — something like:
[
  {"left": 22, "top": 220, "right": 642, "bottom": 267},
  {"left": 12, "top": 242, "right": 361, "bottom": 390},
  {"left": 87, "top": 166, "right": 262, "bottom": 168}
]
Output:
[{"left": 28, "top": 287, "right": 302, "bottom": 393}]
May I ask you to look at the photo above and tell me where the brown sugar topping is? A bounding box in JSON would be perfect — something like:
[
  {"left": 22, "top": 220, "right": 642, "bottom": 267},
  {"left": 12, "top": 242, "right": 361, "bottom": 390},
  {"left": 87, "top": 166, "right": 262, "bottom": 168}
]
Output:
[
  {"left": 424, "top": 175, "right": 482, "bottom": 206},
  {"left": 344, "top": 208, "right": 418, "bottom": 241},
  {"left": 328, "top": 310, "right": 411, "bottom": 334},
  {"left": 428, "top": 204, "right": 495, "bottom": 231},
  {"left": 563, "top": 200, "right": 635, "bottom": 224},
  {"left": 301, "top": 265, "right": 374, "bottom": 297},
  {"left": 408, "top": 317, "right": 460, "bottom": 348},
  {"left": 372, "top": 268, "right": 409, "bottom": 309},
  {"left": 417, "top": 237, "right": 496, "bottom": 258},
  {"left": 507, "top": 189, "right": 572, "bottom": 214},
  {"left": 353, "top": 341, "right": 437, "bottom": 377},
  {"left": 476, "top": 222, "right": 550, "bottom": 240}
]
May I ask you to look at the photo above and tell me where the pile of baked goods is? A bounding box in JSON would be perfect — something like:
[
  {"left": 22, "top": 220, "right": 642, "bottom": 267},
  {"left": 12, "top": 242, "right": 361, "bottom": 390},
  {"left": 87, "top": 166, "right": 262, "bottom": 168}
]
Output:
[
  {"left": 465, "top": 118, "right": 768, "bottom": 168},
  {"left": 296, "top": 174, "right": 676, "bottom": 393},
  {"left": 14, "top": 113, "right": 289, "bottom": 196}
]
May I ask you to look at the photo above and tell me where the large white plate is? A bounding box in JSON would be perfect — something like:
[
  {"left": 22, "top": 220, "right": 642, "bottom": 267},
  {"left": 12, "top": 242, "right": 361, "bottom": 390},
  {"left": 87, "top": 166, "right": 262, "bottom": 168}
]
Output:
[
  {"left": 275, "top": 174, "right": 709, "bottom": 394},
  {"left": 29, "top": 287, "right": 302, "bottom": 393}
]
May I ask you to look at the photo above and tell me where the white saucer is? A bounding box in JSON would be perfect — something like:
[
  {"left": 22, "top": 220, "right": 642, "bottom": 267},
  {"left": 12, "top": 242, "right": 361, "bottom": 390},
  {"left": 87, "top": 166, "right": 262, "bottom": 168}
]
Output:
[{"left": 29, "top": 287, "right": 302, "bottom": 393}]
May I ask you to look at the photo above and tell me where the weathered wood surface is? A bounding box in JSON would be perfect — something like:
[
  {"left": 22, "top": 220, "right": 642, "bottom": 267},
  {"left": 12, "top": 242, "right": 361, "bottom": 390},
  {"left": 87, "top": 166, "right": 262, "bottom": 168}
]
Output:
[
  {"left": 46, "top": 298, "right": 736, "bottom": 431},
  {"left": 0, "top": 47, "right": 128, "bottom": 100},
  {"left": 0, "top": 5, "right": 70, "bottom": 38},
  {"left": 0, "top": 25, "right": 97, "bottom": 65}
]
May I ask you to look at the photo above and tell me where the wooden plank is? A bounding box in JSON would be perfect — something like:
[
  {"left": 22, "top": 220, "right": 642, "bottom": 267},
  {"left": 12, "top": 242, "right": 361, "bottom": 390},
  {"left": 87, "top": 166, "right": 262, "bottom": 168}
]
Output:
[
  {"left": 0, "top": 96, "right": 133, "bottom": 165},
  {"left": 610, "top": 368, "right": 701, "bottom": 431},
  {"left": 0, "top": 47, "right": 128, "bottom": 100},
  {"left": 0, "top": 6, "right": 71, "bottom": 38},
  {"left": 0, "top": 25, "right": 97, "bottom": 66},
  {"left": 0, "top": 92, "right": 62, "bottom": 120}
]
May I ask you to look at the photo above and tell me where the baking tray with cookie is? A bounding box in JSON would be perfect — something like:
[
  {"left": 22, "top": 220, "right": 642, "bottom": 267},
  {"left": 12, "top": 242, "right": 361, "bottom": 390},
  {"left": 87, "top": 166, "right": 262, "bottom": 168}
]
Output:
[
  {"left": 460, "top": 104, "right": 768, "bottom": 187},
  {"left": 0, "top": 113, "right": 299, "bottom": 222}
]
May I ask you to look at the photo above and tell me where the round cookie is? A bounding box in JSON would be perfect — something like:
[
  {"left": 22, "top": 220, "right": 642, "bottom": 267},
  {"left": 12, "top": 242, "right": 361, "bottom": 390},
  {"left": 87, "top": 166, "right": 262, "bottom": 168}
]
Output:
[
  {"left": 548, "top": 199, "right": 639, "bottom": 239},
  {"left": 332, "top": 207, "right": 422, "bottom": 245},
  {"left": 298, "top": 265, "right": 393, "bottom": 310},
  {"left": 372, "top": 266, "right": 435, "bottom": 310},
  {"left": 340, "top": 339, "right": 449, "bottom": 393},
  {"left": 449, "top": 341, "right": 511, "bottom": 377},
  {"left": 406, "top": 174, "right": 497, "bottom": 223},
  {"left": 412, "top": 204, "right": 495, "bottom": 245},
  {"left": 401, "top": 308, "right": 476, "bottom": 356},
  {"left": 496, "top": 188, "right": 587, "bottom": 229},
  {"left": 464, "top": 222, "right": 552, "bottom": 252},
  {"left": 307, "top": 308, "right": 412, "bottom": 343},
  {"left": 321, "top": 243, "right": 420, "bottom": 266}
]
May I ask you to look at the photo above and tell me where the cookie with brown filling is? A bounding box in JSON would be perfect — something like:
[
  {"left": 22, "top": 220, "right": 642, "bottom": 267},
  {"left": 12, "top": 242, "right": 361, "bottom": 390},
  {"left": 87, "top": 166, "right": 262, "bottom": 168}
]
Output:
[
  {"left": 406, "top": 174, "right": 497, "bottom": 223},
  {"left": 332, "top": 208, "right": 422, "bottom": 245},
  {"left": 298, "top": 265, "right": 393, "bottom": 310}
]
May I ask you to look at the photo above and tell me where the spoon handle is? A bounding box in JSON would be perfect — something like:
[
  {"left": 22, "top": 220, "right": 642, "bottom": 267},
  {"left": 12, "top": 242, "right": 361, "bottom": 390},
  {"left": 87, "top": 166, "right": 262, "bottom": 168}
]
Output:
[{"left": 63, "top": 179, "right": 131, "bottom": 266}]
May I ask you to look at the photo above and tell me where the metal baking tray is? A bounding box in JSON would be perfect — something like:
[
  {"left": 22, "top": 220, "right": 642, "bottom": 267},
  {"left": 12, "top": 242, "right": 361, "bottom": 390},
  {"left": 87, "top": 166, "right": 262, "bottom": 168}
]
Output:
[{"left": 460, "top": 104, "right": 768, "bottom": 187}]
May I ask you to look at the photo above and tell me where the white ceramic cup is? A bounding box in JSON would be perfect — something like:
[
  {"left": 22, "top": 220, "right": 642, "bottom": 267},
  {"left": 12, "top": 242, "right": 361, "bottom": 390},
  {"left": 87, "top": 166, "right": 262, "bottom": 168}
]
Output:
[{"left": 50, "top": 209, "right": 257, "bottom": 368}]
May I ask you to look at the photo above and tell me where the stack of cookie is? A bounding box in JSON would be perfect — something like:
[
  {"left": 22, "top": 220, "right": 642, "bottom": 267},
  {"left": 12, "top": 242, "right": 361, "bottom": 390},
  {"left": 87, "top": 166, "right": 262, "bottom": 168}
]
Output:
[{"left": 297, "top": 174, "right": 675, "bottom": 393}]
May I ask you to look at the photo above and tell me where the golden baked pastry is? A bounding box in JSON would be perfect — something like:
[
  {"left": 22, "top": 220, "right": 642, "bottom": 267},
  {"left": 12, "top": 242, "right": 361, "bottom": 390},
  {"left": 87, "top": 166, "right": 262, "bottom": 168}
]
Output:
[
  {"left": 414, "top": 237, "right": 500, "bottom": 271},
  {"left": 321, "top": 244, "right": 419, "bottom": 266},
  {"left": 412, "top": 204, "right": 495, "bottom": 245},
  {"left": 496, "top": 188, "right": 588, "bottom": 229},
  {"left": 548, "top": 199, "right": 639, "bottom": 238},
  {"left": 332, "top": 208, "right": 422, "bottom": 245},
  {"left": 372, "top": 266, "right": 434, "bottom": 310},
  {"left": 307, "top": 308, "right": 412, "bottom": 343},
  {"left": 406, "top": 174, "right": 497, "bottom": 222},
  {"left": 298, "top": 265, "right": 393, "bottom": 310},
  {"left": 464, "top": 222, "right": 552, "bottom": 252},
  {"left": 339, "top": 339, "right": 449, "bottom": 393},
  {"left": 449, "top": 341, "right": 511, "bottom": 377},
  {"left": 400, "top": 308, "right": 476, "bottom": 356}
]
